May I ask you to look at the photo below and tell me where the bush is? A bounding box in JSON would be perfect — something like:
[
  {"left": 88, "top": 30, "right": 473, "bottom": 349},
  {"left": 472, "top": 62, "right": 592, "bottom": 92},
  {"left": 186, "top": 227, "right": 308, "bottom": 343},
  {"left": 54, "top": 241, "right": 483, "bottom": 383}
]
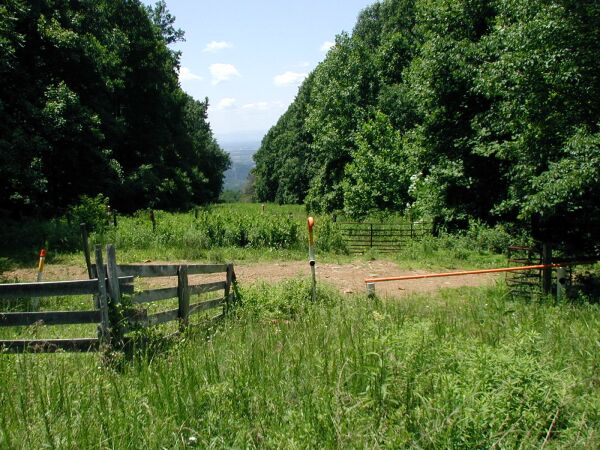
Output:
[
  {"left": 92, "top": 205, "right": 305, "bottom": 255},
  {"left": 314, "top": 215, "right": 348, "bottom": 253},
  {"left": 0, "top": 257, "right": 14, "bottom": 275},
  {"left": 465, "top": 221, "right": 518, "bottom": 254},
  {"left": 67, "top": 194, "right": 110, "bottom": 234}
]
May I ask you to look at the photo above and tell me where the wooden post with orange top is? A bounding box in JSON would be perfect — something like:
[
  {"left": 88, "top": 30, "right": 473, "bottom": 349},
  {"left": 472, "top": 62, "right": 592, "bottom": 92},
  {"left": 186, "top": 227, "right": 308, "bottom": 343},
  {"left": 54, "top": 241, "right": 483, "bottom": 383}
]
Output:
[{"left": 36, "top": 248, "right": 47, "bottom": 282}]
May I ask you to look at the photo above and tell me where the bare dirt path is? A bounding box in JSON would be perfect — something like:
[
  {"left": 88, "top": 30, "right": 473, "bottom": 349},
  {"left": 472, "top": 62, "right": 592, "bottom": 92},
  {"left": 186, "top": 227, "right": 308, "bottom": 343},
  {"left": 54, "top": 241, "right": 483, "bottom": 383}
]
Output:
[
  {"left": 3, "top": 259, "right": 499, "bottom": 298},
  {"left": 234, "top": 260, "right": 498, "bottom": 297}
]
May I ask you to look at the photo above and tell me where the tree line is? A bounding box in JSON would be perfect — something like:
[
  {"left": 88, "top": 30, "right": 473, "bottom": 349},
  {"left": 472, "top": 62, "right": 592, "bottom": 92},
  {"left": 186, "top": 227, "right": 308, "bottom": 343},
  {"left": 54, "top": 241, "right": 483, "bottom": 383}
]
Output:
[
  {"left": 253, "top": 0, "right": 600, "bottom": 249},
  {"left": 0, "top": 0, "right": 230, "bottom": 216}
]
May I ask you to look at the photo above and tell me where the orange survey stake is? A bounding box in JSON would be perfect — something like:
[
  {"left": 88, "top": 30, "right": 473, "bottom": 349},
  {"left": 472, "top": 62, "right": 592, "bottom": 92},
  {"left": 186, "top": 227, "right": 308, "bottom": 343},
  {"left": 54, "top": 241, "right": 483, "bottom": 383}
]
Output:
[
  {"left": 37, "top": 247, "right": 47, "bottom": 281},
  {"left": 307, "top": 216, "right": 315, "bottom": 245}
]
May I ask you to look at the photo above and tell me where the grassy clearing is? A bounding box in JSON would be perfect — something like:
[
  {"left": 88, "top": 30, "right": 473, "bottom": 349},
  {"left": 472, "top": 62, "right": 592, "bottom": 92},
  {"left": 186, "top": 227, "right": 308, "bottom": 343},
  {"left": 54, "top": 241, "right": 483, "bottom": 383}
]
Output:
[{"left": 0, "top": 280, "right": 598, "bottom": 448}]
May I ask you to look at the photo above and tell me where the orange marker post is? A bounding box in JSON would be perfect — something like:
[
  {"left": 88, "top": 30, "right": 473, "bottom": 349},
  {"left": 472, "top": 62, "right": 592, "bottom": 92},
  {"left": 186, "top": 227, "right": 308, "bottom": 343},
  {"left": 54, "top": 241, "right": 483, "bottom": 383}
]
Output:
[
  {"left": 308, "top": 217, "right": 316, "bottom": 301},
  {"left": 32, "top": 248, "right": 47, "bottom": 309},
  {"left": 36, "top": 248, "right": 47, "bottom": 282}
]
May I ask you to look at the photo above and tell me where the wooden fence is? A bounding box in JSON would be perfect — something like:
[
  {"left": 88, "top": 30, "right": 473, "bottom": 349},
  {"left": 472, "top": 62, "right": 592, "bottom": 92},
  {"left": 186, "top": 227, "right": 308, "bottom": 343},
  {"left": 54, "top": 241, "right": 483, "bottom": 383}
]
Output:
[
  {"left": 0, "top": 275, "right": 133, "bottom": 353},
  {"left": 0, "top": 244, "right": 235, "bottom": 353},
  {"left": 338, "top": 221, "right": 431, "bottom": 253},
  {"left": 113, "top": 261, "right": 234, "bottom": 334}
]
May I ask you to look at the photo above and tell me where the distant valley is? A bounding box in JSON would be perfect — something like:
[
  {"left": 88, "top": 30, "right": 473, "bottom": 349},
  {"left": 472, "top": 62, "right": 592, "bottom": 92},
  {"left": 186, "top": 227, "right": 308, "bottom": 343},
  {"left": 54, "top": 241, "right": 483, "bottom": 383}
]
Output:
[{"left": 219, "top": 138, "right": 261, "bottom": 191}]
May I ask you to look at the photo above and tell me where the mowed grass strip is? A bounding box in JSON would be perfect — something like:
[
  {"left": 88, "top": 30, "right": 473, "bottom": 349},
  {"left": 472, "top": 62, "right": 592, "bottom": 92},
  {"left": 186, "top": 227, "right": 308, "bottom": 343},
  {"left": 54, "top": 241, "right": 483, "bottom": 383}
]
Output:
[{"left": 0, "top": 280, "right": 598, "bottom": 448}]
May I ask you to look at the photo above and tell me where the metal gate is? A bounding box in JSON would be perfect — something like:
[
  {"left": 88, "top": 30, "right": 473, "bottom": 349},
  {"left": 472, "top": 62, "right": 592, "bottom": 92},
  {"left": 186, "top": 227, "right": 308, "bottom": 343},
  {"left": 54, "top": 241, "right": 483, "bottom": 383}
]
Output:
[
  {"left": 338, "top": 221, "right": 431, "bottom": 253},
  {"left": 506, "top": 245, "right": 542, "bottom": 297}
]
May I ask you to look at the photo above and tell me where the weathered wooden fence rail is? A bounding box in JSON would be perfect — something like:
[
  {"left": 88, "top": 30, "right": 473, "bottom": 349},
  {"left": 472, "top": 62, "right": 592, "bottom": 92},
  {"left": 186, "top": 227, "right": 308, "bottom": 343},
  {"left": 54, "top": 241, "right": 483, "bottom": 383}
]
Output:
[
  {"left": 0, "top": 244, "right": 236, "bottom": 354},
  {"left": 338, "top": 221, "right": 432, "bottom": 253},
  {"left": 0, "top": 275, "right": 133, "bottom": 353},
  {"left": 114, "top": 261, "right": 234, "bottom": 334}
]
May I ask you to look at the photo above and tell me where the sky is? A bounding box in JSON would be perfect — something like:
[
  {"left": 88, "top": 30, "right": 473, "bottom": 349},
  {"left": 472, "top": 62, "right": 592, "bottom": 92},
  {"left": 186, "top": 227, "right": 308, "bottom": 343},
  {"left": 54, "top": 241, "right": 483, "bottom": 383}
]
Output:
[{"left": 140, "top": 0, "right": 377, "bottom": 142}]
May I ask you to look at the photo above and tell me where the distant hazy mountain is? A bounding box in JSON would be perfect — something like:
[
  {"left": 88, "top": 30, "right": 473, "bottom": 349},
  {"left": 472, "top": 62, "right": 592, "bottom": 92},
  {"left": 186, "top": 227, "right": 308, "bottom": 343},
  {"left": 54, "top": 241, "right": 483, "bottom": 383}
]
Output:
[{"left": 219, "top": 137, "right": 261, "bottom": 190}]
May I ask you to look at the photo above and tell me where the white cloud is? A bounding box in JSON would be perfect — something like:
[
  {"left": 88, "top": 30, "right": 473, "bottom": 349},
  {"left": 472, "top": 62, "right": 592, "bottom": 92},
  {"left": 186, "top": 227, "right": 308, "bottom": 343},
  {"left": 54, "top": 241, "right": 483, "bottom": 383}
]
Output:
[
  {"left": 241, "top": 101, "right": 285, "bottom": 111},
  {"left": 320, "top": 41, "right": 335, "bottom": 52},
  {"left": 242, "top": 102, "right": 270, "bottom": 111},
  {"left": 273, "top": 71, "right": 307, "bottom": 87},
  {"left": 216, "top": 97, "right": 236, "bottom": 110},
  {"left": 209, "top": 63, "right": 241, "bottom": 84},
  {"left": 178, "top": 67, "right": 203, "bottom": 81},
  {"left": 203, "top": 41, "right": 233, "bottom": 53}
]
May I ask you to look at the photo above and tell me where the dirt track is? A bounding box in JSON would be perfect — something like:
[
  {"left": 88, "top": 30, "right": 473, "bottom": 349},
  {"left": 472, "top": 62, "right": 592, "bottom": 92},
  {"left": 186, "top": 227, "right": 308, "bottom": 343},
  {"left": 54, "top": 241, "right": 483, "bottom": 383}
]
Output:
[
  {"left": 3, "top": 259, "right": 499, "bottom": 298},
  {"left": 235, "top": 260, "right": 498, "bottom": 297}
]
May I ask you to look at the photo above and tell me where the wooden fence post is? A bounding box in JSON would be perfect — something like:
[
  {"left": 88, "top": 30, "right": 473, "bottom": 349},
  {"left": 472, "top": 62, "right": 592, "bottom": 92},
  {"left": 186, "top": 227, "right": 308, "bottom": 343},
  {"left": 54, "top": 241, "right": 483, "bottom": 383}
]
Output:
[
  {"left": 224, "top": 263, "right": 233, "bottom": 313},
  {"left": 94, "top": 245, "right": 110, "bottom": 347},
  {"left": 81, "top": 223, "right": 93, "bottom": 279},
  {"left": 542, "top": 243, "right": 552, "bottom": 295},
  {"left": 370, "top": 223, "right": 373, "bottom": 249},
  {"left": 150, "top": 209, "right": 156, "bottom": 232},
  {"left": 177, "top": 265, "right": 190, "bottom": 331},
  {"left": 105, "top": 244, "right": 123, "bottom": 346}
]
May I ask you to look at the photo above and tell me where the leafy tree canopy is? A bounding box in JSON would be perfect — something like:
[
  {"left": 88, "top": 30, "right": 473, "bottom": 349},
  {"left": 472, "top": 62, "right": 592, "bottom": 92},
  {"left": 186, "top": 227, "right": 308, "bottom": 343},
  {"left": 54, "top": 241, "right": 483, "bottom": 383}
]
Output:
[
  {"left": 0, "top": 0, "right": 229, "bottom": 216},
  {"left": 253, "top": 0, "right": 600, "bottom": 250}
]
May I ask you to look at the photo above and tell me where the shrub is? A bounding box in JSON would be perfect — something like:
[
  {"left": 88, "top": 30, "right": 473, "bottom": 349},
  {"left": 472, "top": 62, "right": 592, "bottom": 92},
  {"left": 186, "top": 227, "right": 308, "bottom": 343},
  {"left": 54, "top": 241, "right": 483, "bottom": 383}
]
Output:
[
  {"left": 465, "top": 221, "right": 518, "bottom": 254},
  {"left": 67, "top": 194, "right": 110, "bottom": 234},
  {"left": 314, "top": 216, "right": 348, "bottom": 253}
]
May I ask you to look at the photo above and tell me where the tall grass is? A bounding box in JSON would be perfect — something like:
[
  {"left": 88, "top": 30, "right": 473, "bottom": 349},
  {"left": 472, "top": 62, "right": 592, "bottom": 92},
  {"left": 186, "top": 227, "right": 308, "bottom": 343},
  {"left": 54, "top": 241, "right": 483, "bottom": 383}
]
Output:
[
  {"left": 85, "top": 204, "right": 326, "bottom": 263},
  {"left": 99, "top": 207, "right": 301, "bottom": 258},
  {"left": 0, "top": 281, "right": 598, "bottom": 448}
]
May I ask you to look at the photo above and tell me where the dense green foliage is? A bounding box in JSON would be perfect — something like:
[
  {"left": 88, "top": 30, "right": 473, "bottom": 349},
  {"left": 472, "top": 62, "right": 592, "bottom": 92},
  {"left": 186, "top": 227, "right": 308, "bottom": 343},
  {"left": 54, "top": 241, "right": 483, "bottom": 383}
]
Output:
[
  {"left": 253, "top": 0, "right": 600, "bottom": 250},
  {"left": 0, "top": 281, "right": 598, "bottom": 447},
  {"left": 0, "top": 0, "right": 229, "bottom": 215}
]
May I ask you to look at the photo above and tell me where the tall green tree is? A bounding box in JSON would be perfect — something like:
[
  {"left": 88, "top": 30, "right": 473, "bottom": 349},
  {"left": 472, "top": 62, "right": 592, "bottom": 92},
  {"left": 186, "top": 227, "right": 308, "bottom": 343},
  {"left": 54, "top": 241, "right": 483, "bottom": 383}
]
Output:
[
  {"left": 343, "top": 112, "right": 413, "bottom": 217},
  {"left": 253, "top": 0, "right": 600, "bottom": 248},
  {"left": 0, "top": 0, "right": 229, "bottom": 215},
  {"left": 304, "top": 30, "right": 379, "bottom": 212},
  {"left": 473, "top": 0, "right": 600, "bottom": 245},
  {"left": 253, "top": 73, "right": 315, "bottom": 204}
]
